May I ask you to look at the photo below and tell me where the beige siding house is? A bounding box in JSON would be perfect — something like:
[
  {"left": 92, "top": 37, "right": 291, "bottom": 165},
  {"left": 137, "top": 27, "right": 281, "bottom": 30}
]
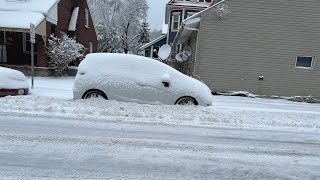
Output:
[{"left": 174, "top": 0, "right": 320, "bottom": 98}]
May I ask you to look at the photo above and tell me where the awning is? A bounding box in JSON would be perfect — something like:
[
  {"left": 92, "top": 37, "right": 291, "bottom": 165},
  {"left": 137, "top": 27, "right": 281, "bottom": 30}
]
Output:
[
  {"left": 175, "top": 17, "right": 201, "bottom": 45},
  {"left": 68, "top": 7, "right": 79, "bottom": 31},
  {"left": 0, "top": 10, "right": 46, "bottom": 36}
]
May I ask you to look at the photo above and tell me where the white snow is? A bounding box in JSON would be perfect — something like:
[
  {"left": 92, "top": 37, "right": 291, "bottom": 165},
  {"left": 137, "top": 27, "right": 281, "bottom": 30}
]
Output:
[
  {"left": 162, "top": 22, "right": 168, "bottom": 34},
  {"left": 0, "top": 0, "right": 59, "bottom": 14},
  {"left": 1, "top": 76, "right": 318, "bottom": 130},
  {"left": 68, "top": 7, "right": 79, "bottom": 31},
  {"left": 0, "top": 66, "right": 29, "bottom": 89},
  {"left": 0, "top": 10, "right": 45, "bottom": 29}
]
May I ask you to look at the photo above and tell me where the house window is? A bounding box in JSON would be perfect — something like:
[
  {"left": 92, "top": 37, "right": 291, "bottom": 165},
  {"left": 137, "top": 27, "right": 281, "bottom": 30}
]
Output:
[
  {"left": 145, "top": 49, "right": 151, "bottom": 58},
  {"left": 23, "top": 33, "right": 37, "bottom": 54},
  {"left": 23, "top": 33, "right": 31, "bottom": 53},
  {"left": 172, "top": 13, "right": 180, "bottom": 31},
  {"left": 295, "top": 56, "right": 314, "bottom": 68},
  {"left": 199, "top": 0, "right": 205, "bottom": 2},
  {"left": 89, "top": 42, "right": 93, "bottom": 53},
  {"left": 85, "top": 8, "right": 89, "bottom": 28},
  {"left": 51, "top": 24, "right": 56, "bottom": 35}
]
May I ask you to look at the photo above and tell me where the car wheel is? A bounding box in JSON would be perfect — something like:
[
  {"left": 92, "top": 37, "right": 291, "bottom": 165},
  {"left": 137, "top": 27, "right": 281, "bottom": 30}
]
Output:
[
  {"left": 82, "top": 90, "right": 108, "bottom": 99},
  {"left": 175, "top": 96, "right": 198, "bottom": 105}
]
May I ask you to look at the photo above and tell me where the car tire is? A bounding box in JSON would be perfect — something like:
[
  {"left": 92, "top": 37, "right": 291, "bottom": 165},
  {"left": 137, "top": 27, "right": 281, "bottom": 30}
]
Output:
[
  {"left": 82, "top": 90, "right": 108, "bottom": 99},
  {"left": 175, "top": 96, "right": 198, "bottom": 105}
]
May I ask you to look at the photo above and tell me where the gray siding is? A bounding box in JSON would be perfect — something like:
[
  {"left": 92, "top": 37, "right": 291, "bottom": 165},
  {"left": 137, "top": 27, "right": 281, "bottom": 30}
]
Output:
[{"left": 196, "top": 0, "right": 320, "bottom": 97}]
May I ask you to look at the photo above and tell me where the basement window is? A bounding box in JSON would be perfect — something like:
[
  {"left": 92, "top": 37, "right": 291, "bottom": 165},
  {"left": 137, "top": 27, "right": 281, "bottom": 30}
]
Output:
[{"left": 295, "top": 56, "right": 314, "bottom": 68}]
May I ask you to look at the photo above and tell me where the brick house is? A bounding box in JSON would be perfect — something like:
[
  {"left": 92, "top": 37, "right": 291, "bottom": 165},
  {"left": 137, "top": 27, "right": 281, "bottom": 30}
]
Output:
[{"left": 0, "top": 0, "right": 97, "bottom": 76}]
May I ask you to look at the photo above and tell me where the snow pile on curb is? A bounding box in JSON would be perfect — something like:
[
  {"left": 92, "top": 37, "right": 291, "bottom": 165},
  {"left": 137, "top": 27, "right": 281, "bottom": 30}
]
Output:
[{"left": 0, "top": 96, "right": 319, "bottom": 130}]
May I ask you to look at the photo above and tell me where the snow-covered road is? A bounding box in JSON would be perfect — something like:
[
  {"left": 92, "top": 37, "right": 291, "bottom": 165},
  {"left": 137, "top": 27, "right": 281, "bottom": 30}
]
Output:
[
  {"left": 0, "top": 77, "right": 319, "bottom": 179},
  {"left": 0, "top": 114, "right": 319, "bottom": 179}
]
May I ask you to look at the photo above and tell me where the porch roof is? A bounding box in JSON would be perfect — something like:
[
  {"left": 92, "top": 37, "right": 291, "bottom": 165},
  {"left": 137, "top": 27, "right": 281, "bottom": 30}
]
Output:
[
  {"left": 0, "top": 0, "right": 59, "bottom": 15},
  {"left": 140, "top": 34, "right": 167, "bottom": 50},
  {"left": 0, "top": 10, "right": 46, "bottom": 36}
]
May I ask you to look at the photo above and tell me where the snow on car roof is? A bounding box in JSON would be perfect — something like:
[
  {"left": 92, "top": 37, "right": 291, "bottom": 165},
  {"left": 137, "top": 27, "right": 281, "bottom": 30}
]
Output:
[
  {"left": 0, "top": 67, "right": 29, "bottom": 89},
  {"left": 0, "top": 0, "right": 59, "bottom": 14},
  {"left": 80, "top": 53, "right": 176, "bottom": 74}
]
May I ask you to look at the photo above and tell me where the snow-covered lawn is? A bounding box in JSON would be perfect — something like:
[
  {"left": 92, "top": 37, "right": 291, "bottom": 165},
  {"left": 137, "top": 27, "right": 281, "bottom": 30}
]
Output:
[{"left": 0, "top": 76, "right": 317, "bottom": 130}]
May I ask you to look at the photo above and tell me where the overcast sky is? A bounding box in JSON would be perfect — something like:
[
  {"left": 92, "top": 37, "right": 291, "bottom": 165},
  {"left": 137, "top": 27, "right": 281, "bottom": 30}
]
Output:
[{"left": 147, "top": 0, "right": 168, "bottom": 30}]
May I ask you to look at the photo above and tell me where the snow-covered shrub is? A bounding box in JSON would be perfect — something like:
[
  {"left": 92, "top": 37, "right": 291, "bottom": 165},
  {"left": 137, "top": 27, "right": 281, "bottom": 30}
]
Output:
[{"left": 47, "top": 34, "right": 85, "bottom": 76}]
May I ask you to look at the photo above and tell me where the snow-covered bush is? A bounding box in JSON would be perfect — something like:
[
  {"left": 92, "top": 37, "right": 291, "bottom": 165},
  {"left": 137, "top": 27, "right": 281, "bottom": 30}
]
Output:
[{"left": 47, "top": 34, "right": 85, "bottom": 76}]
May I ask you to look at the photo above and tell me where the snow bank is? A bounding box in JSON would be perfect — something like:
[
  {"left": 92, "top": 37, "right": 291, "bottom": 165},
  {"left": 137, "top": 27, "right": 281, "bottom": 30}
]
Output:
[
  {"left": 1, "top": 76, "right": 319, "bottom": 130},
  {"left": 0, "top": 95, "right": 319, "bottom": 130}
]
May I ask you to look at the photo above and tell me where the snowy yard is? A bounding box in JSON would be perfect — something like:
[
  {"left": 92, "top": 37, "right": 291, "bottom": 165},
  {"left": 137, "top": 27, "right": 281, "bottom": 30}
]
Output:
[
  {"left": 7, "top": 76, "right": 319, "bottom": 130},
  {"left": 0, "top": 77, "right": 319, "bottom": 179}
]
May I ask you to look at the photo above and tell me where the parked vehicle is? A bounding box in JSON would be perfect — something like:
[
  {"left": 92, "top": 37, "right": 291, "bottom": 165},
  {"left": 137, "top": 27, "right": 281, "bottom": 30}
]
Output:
[
  {"left": 73, "top": 53, "right": 213, "bottom": 106},
  {"left": 0, "top": 67, "right": 29, "bottom": 97}
]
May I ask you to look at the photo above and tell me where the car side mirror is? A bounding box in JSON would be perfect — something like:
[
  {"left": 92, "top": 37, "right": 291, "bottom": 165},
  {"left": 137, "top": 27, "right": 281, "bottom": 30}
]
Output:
[
  {"left": 161, "top": 73, "right": 171, "bottom": 87},
  {"left": 162, "top": 81, "right": 170, "bottom": 87}
]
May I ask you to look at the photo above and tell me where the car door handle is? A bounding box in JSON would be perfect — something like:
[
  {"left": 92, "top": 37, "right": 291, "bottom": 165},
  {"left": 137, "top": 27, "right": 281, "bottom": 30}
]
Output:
[{"left": 162, "top": 81, "right": 170, "bottom": 87}]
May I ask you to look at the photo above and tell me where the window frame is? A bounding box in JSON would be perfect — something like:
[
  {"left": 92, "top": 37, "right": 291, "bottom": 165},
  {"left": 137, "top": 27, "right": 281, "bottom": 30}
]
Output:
[
  {"left": 295, "top": 56, "right": 315, "bottom": 69},
  {"left": 22, "top": 32, "right": 31, "bottom": 53},
  {"left": 171, "top": 12, "right": 181, "bottom": 32}
]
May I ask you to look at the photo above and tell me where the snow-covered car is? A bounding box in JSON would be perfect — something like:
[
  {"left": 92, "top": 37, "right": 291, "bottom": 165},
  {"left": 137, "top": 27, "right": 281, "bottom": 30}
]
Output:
[
  {"left": 73, "top": 53, "right": 213, "bottom": 106},
  {"left": 0, "top": 67, "right": 29, "bottom": 97}
]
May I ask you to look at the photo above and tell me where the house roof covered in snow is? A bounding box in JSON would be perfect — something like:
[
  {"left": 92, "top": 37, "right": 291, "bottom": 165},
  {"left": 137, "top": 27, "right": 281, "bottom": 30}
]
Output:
[
  {"left": 0, "top": 0, "right": 59, "bottom": 35},
  {"left": 0, "top": 10, "right": 45, "bottom": 30},
  {"left": 0, "top": 0, "right": 59, "bottom": 14}
]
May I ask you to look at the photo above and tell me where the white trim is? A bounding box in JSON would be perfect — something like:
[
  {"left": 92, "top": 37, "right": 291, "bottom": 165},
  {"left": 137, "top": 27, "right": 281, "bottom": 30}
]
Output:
[{"left": 150, "top": 46, "right": 154, "bottom": 58}]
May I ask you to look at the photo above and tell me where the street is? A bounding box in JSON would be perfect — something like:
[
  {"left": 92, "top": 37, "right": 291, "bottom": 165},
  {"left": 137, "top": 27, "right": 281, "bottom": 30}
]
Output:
[{"left": 0, "top": 114, "right": 319, "bottom": 179}]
